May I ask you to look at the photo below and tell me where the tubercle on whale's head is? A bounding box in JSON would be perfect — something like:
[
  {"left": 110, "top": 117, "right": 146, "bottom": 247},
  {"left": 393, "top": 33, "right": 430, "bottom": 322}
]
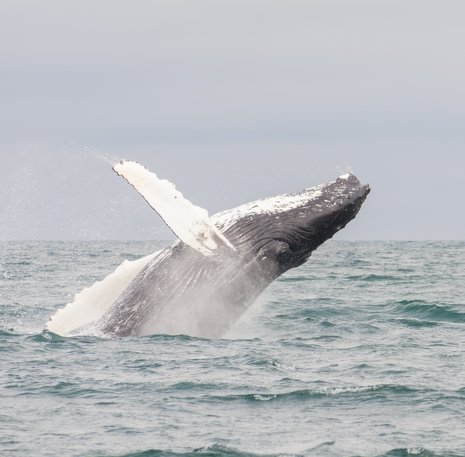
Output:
[
  {"left": 272, "top": 173, "right": 370, "bottom": 273},
  {"left": 220, "top": 173, "right": 370, "bottom": 279}
]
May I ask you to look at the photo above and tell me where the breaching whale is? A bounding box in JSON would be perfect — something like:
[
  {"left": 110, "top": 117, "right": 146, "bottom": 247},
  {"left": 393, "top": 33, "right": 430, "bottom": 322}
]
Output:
[{"left": 47, "top": 161, "right": 370, "bottom": 338}]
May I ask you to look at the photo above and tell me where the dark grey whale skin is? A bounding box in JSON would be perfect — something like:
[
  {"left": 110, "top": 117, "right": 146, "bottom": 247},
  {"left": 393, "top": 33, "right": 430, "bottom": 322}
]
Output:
[{"left": 99, "top": 174, "right": 370, "bottom": 337}]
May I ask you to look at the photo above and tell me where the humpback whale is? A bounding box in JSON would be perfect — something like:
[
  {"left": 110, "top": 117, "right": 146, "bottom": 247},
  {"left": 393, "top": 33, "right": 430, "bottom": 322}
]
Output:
[{"left": 47, "top": 161, "right": 370, "bottom": 338}]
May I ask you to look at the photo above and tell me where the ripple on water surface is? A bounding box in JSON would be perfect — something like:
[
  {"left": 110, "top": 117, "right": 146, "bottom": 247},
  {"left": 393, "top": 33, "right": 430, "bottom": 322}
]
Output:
[{"left": 1, "top": 241, "right": 465, "bottom": 457}]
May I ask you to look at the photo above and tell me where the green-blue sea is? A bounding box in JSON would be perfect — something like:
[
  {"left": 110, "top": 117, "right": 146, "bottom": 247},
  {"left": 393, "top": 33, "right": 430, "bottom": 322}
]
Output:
[{"left": 1, "top": 241, "right": 465, "bottom": 457}]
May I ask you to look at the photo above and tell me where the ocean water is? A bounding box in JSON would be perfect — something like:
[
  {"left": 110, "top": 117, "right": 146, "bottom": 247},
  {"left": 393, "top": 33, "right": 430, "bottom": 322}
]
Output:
[{"left": 1, "top": 240, "right": 465, "bottom": 457}]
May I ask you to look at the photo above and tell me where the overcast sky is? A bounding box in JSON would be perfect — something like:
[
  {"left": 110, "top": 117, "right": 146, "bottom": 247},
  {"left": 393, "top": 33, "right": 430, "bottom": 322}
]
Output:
[{"left": 1, "top": 0, "right": 464, "bottom": 240}]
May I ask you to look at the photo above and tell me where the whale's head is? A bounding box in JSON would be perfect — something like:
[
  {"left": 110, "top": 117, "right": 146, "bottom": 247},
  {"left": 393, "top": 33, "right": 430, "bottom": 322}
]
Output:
[{"left": 214, "top": 173, "right": 370, "bottom": 279}]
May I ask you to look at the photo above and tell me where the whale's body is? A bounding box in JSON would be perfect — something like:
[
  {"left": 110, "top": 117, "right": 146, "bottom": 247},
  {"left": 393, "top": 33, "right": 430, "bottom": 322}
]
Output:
[{"left": 47, "top": 162, "right": 370, "bottom": 338}]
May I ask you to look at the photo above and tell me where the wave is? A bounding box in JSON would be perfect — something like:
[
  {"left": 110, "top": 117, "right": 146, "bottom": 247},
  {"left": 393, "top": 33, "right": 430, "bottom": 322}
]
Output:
[
  {"left": 23, "top": 330, "right": 213, "bottom": 345},
  {"left": 141, "top": 333, "right": 210, "bottom": 343},
  {"left": 24, "top": 331, "right": 100, "bottom": 349},
  {"left": 106, "top": 444, "right": 287, "bottom": 457},
  {"left": 278, "top": 275, "right": 314, "bottom": 282},
  {"left": 389, "top": 300, "right": 465, "bottom": 324},
  {"left": 0, "top": 329, "right": 17, "bottom": 337},
  {"left": 292, "top": 305, "right": 346, "bottom": 321},
  {"left": 111, "top": 445, "right": 463, "bottom": 457},
  {"left": 27, "top": 330, "right": 69, "bottom": 343},
  {"left": 394, "top": 318, "right": 439, "bottom": 328},
  {"left": 379, "top": 448, "right": 463, "bottom": 457},
  {"left": 275, "top": 300, "right": 348, "bottom": 323},
  {"left": 208, "top": 384, "right": 418, "bottom": 403},
  {"left": 347, "top": 274, "right": 417, "bottom": 282}
]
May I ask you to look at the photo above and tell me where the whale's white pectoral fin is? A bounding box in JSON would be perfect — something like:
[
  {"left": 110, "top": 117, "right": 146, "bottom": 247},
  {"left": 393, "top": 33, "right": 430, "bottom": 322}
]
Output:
[
  {"left": 46, "top": 251, "right": 160, "bottom": 336},
  {"left": 113, "top": 160, "right": 236, "bottom": 256}
]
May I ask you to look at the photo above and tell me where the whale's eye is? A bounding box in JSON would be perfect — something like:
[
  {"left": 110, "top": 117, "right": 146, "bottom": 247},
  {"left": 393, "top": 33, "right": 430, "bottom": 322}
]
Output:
[
  {"left": 256, "top": 240, "right": 292, "bottom": 277},
  {"left": 272, "top": 240, "right": 292, "bottom": 266},
  {"left": 257, "top": 240, "right": 290, "bottom": 263}
]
